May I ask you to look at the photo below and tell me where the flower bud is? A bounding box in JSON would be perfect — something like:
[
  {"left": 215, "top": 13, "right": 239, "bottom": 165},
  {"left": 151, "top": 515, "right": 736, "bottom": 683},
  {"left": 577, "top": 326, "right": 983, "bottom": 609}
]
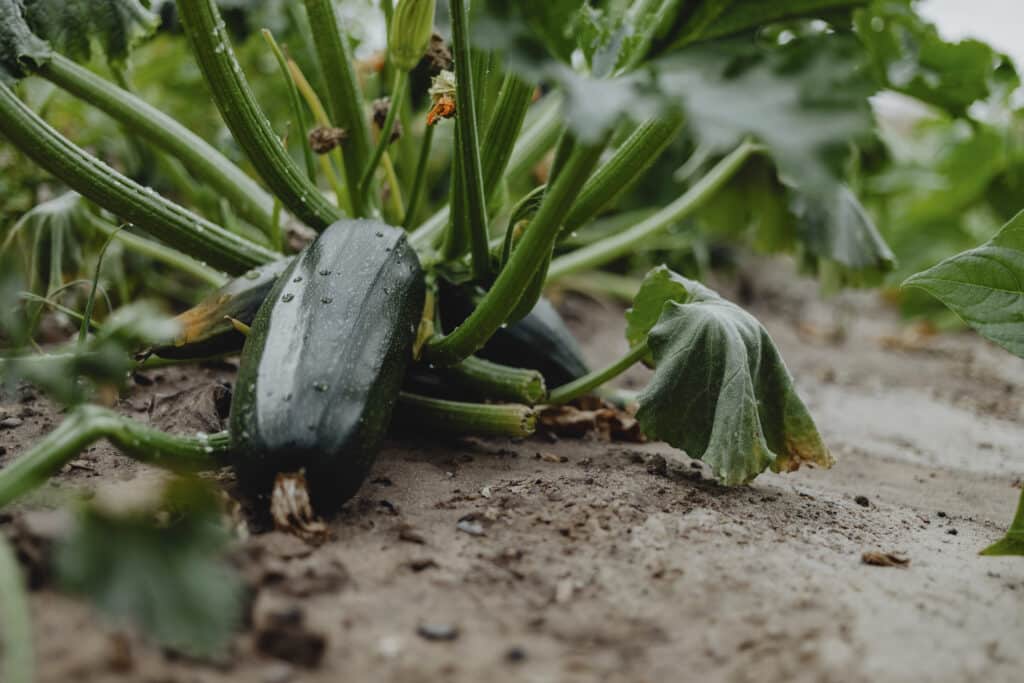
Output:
[{"left": 388, "top": 0, "right": 437, "bottom": 72}]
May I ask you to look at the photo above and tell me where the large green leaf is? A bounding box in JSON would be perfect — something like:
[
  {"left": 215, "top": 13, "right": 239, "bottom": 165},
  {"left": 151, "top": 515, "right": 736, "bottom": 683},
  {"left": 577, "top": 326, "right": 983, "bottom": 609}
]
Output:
[
  {"left": 21, "top": 0, "right": 158, "bottom": 67},
  {"left": 853, "top": 0, "right": 1009, "bottom": 116},
  {"left": 55, "top": 479, "right": 243, "bottom": 657},
  {"left": 0, "top": 0, "right": 50, "bottom": 84},
  {"left": 631, "top": 266, "right": 832, "bottom": 484},
  {"left": 904, "top": 210, "right": 1024, "bottom": 358}
]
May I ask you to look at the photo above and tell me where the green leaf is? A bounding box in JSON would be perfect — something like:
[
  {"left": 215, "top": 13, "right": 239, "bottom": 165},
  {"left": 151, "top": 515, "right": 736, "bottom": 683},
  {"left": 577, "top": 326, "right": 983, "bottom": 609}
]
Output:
[
  {"left": 633, "top": 266, "right": 832, "bottom": 484},
  {"left": 21, "top": 0, "right": 158, "bottom": 66},
  {"left": 980, "top": 488, "right": 1024, "bottom": 556},
  {"left": 2, "top": 192, "right": 89, "bottom": 298},
  {"left": 0, "top": 0, "right": 51, "bottom": 84},
  {"left": 792, "top": 184, "right": 896, "bottom": 287},
  {"left": 664, "top": 0, "right": 867, "bottom": 52},
  {"left": 657, "top": 36, "right": 875, "bottom": 199},
  {"left": 625, "top": 264, "right": 715, "bottom": 349},
  {"left": 853, "top": 0, "right": 1011, "bottom": 116},
  {"left": 904, "top": 210, "right": 1024, "bottom": 359},
  {"left": 55, "top": 479, "right": 243, "bottom": 657}
]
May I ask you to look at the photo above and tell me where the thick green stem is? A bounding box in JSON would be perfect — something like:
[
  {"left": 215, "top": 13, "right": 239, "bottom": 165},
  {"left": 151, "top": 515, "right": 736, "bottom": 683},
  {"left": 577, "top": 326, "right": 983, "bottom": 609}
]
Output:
[
  {"left": 302, "top": 0, "right": 372, "bottom": 217},
  {"left": 561, "top": 115, "right": 684, "bottom": 238},
  {"left": 396, "top": 392, "right": 536, "bottom": 437},
  {"left": 85, "top": 213, "right": 228, "bottom": 287},
  {"left": 361, "top": 70, "right": 407, "bottom": 197},
  {"left": 404, "top": 122, "right": 435, "bottom": 228},
  {"left": 480, "top": 74, "right": 534, "bottom": 201},
  {"left": 424, "top": 143, "right": 604, "bottom": 365},
  {"left": 0, "top": 405, "right": 229, "bottom": 509},
  {"left": 442, "top": 356, "right": 547, "bottom": 404},
  {"left": 35, "top": 54, "right": 277, "bottom": 236},
  {"left": 176, "top": 0, "right": 343, "bottom": 230},
  {"left": 548, "top": 343, "right": 647, "bottom": 405},
  {"left": 449, "top": 0, "right": 491, "bottom": 281},
  {"left": 0, "top": 534, "right": 32, "bottom": 683},
  {"left": 547, "top": 140, "right": 756, "bottom": 281},
  {"left": 0, "top": 82, "right": 275, "bottom": 275}
]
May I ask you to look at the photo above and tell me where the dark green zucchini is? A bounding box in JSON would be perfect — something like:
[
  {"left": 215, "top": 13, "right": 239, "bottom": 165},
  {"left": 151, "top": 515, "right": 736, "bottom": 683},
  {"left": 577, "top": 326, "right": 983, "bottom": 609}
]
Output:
[
  {"left": 441, "top": 289, "right": 589, "bottom": 387},
  {"left": 153, "top": 258, "right": 292, "bottom": 359},
  {"left": 229, "top": 219, "right": 424, "bottom": 512}
]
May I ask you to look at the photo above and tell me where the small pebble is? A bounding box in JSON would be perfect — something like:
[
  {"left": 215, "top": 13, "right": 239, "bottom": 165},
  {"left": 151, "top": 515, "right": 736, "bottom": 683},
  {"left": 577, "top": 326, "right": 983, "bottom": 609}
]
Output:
[
  {"left": 947, "top": 528, "right": 958, "bottom": 536},
  {"left": 417, "top": 623, "right": 459, "bottom": 642},
  {"left": 645, "top": 454, "right": 668, "bottom": 476},
  {"left": 456, "top": 519, "right": 485, "bottom": 537},
  {"left": 855, "top": 495, "right": 870, "bottom": 507},
  {"left": 0, "top": 417, "right": 24, "bottom": 429},
  {"left": 505, "top": 646, "right": 527, "bottom": 663},
  {"left": 937, "top": 511, "right": 948, "bottom": 518}
]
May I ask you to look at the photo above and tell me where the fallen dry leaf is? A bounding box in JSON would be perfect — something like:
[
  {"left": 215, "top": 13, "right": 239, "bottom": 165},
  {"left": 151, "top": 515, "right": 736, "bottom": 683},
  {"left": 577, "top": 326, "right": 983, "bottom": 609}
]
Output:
[
  {"left": 861, "top": 551, "right": 910, "bottom": 568},
  {"left": 539, "top": 399, "right": 644, "bottom": 443}
]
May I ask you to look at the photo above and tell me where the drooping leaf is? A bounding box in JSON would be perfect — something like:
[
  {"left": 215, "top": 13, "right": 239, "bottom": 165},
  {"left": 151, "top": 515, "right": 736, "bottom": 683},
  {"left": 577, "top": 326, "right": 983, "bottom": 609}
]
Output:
[
  {"left": 980, "top": 488, "right": 1024, "bottom": 557},
  {"left": 625, "top": 264, "right": 715, "bottom": 349},
  {"left": 55, "top": 479, "right": 243, "bottom": 657},
  {"left": 21, "top": 0, "right": 159, "bottom": 67},
  {"left": 853, "top": 0, "right": 1011, "bottom": 116},
  {"left": 0, "top": 0, "right": 51, "bottom": 84},
  {"left": 792, "top": 184, "right": 896, "bottom": 287},
  {"left": 631, "top": 266, "right": 832, "bottom": 484},
  {"left": 904, "top": 210, "right": 1024, "bottom": 359}
]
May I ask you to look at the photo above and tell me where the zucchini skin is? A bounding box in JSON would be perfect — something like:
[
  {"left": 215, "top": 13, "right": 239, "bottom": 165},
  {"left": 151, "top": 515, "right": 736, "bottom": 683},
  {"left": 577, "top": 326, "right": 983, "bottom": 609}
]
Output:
[
  {"left": 154, "top": 258, "right": 292, "bottom": 359},
  {"left": 229, "top": 220, "right": 424, "bottom": 511},
  {"left": 441, "top": 290, "right": 589, "bottom": 388}
]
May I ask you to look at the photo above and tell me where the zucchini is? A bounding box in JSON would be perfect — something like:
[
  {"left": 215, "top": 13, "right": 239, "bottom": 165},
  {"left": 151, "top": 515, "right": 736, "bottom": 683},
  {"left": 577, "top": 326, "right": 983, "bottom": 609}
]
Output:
[
  {"left": 441, "top": 289, "right": 589, "bottom": 388},
  {"left": 153, "top": 258, "right": 292, "bottom": 359},
  {"left": 229, "top": 220, "right": 424, "bottom": 512}
]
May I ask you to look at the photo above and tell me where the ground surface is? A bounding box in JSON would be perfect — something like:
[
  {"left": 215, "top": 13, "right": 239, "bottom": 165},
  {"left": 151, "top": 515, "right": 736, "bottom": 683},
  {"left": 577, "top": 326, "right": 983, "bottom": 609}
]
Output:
[{"left": 2, "top": 257, "right": 1023, "bottom": 683}]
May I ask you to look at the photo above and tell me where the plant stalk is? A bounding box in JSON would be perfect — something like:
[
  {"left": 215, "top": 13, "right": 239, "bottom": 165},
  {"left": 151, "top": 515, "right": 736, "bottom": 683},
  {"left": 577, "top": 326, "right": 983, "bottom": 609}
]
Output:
[
  {"left": 547, "top": 140, "right": 757, "bottom": 281},
  {"left": 449, "top": 0, "right": 491, "bottom": 282},
  {"left": 261, "top": 30, "right": 318, "bottom": 187},
  {"left": 404, "top": 122, "right": 435, "bottom": 228},
  {"left": 0, "top": 534, "right": 33, "bottom": 683},
  {"left": 396, "top": 392, "right": 536, "bottom": 437},
  {"left": 0, "top": 405, "right": 229, "bottom": 509},
  {"left": 424, "top": 143, "right": 604, "bottom": 365},
  {"left": 302, "top": 0, "right": 373, "bottom": 217},
  {"left": 0, "top": 82, "right": 276, "bottom": 275},
  {"left": 176, "top": 0, "right": 343, "bottom": 230},
  {"left": 361, "top": 70, "right": 408, "bottom": 197},
  {"left": 436, "top": 356, "right": 547, "bottom": 405},
  {"left": 36, "top": 54, "right": 277, "bottom": 236},
  {"left": 548, "top": 343, "right": 648, "bottom": 405}
]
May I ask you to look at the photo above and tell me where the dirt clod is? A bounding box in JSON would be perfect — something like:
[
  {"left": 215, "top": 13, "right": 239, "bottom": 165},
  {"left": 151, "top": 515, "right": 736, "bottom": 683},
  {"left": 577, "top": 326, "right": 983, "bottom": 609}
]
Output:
[
  {"left": 862, "top": 551, "right": 911, "bottom": 568},
  {"left": 855, "top": 495, "right": 871, "bottom": 507},
  {"left": 254, "top": 605, "right": 326, "bottom": 668}
]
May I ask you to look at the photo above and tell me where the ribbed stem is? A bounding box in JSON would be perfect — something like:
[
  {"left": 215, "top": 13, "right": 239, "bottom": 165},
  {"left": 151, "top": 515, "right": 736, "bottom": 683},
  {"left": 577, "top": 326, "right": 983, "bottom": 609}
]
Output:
[
  {"left": 37, "top": 54, "right": 277, "bottom": 235},
  {"left": 547, "top": 140, "right": 756, "bottom": 280},
  {"left": 548, "top": 343, "right": 647, "bottom": 405},
  {"left": 450, "top": 0, "right": 491, "bottom": 281},
  {"left": 481, "top": 74, "right": 534, "bottom": 200},
  {"left": 261, "top": 30, "right": 318, "bottom": 188},
  {"left": 0, "top": 534, "right": 32, "bottom": 683},
  {"left": 424, "top": 143, "right": 604, "bottom": 365},
  {"left": 0, "top": 405, "right": 229, "bottom": 508},
  {"left": 396, "top": 392, "right": 536, "bottom": 437},
  {"left": 0, "top": 82, "right": 275, "bottom": 274},
  {"left": 302, "top": 0, "right": 372, "bottom": 217},
  {"left": 561, "top": 115, "right": 684, "bottom": 238},
  {"left": 442, "top": 356, "right": 547, "bottom": 404},
  {"left": 505, "top": 94, "right": 562, "bottom": 180},
  {"left": 176, "top": 0, "right": 342, "bottom": 230}
]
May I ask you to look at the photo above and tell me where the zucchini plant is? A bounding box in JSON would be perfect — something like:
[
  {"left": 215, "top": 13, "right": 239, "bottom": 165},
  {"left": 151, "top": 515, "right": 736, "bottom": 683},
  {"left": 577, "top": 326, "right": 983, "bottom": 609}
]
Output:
[{"left": 0, "top": 0, "right": 1016, "bottom": 660}]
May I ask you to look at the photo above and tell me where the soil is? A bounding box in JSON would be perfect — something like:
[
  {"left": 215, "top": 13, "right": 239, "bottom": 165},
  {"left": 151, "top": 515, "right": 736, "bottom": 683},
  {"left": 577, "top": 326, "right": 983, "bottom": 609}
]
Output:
[{"left": 2, "top": 256, "right": 1023, "bottom": 683}]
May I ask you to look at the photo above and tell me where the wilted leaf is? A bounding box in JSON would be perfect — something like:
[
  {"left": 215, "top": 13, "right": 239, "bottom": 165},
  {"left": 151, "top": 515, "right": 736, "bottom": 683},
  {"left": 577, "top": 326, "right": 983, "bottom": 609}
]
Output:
[
  {"left": 904, "top": 210, "right": 1024, "bottom": 359},
  {"left": 632, "top": 266, "right": 832, "bottom": 484},
  {"left": 54, "top": 479, "right": 243, "bottom": 657},
  {"left": 22, "top": 0, "right": 158, "bottom": 67},
  {"left": 625, "top": 264, "right": 715, "bottom": 350}
]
